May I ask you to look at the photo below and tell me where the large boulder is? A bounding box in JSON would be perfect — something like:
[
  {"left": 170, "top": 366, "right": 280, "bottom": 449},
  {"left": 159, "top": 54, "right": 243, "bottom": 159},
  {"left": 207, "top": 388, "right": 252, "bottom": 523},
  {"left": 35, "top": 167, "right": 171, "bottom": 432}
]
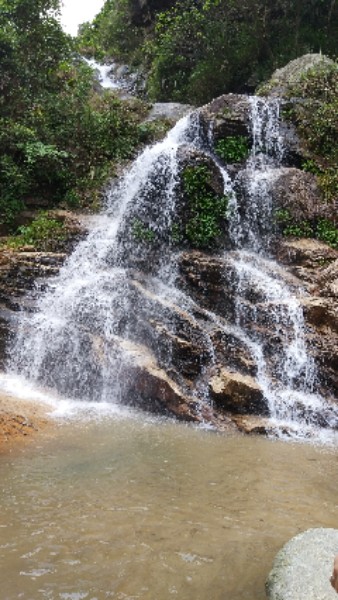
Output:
[
  {"left": 199, "top": 93, "right": 251, "bottom": 143},
  {"left": 266, "top": 528, "right": 338, "bottom": 600},
  {"left": 272, "top": 168, "right": 332, "bottom": 223},
  {"left": 260, "top": 54, "right": 336, "bottom": 97}
]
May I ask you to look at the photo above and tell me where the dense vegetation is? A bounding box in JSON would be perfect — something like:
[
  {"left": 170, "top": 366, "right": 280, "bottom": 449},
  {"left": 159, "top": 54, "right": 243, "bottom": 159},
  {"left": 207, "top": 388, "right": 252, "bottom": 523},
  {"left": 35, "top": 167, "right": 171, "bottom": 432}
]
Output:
[
  {"left": 286, "top": 63, "right": 338, "bottom": 204},
  {"left": 0, "top": 0, "right": 148, "bottom": 230},
  {"left": 1, "top": 0, "right": 337, "bottom": 248},
  {"left": 78, "top": 0, "right": 337, "bottom": 104},
  {"left": 276, "top": 61, "right": 338, "bottom": 247}
]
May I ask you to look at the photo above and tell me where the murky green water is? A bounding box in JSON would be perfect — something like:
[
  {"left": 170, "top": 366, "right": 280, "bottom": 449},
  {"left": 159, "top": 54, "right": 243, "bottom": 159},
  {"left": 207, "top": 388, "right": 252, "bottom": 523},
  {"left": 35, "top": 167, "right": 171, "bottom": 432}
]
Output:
[{"left": 1, "top": 413, "right": 338, "bottom": 600}]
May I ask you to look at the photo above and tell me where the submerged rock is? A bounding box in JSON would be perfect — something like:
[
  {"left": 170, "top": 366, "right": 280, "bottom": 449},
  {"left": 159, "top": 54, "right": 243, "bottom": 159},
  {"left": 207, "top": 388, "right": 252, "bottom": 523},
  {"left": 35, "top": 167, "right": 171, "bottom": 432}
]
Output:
[{"left": 266, "top": 528, "right": 338, "bottom": 600}]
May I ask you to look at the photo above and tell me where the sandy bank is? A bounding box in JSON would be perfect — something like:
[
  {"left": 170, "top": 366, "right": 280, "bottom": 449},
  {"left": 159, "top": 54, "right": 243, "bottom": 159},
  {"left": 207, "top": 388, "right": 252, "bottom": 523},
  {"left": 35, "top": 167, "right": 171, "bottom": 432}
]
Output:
[{"left": 0, "top": 392, "right": 51, "bottom": 453}]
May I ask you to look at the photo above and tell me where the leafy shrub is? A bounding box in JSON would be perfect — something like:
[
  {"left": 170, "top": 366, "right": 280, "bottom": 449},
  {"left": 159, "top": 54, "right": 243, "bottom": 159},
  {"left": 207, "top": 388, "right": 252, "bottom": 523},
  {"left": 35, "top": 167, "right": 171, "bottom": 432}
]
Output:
[
  {"left": 276, "top": 209, "right": 338, "bottom": 249},
  {"left": 215, "top": 136, "right": 250, "bottom": 163},
  {"left": 132, "top": 218, "right": 155, "bottom": 243},
  {"left": 181, "top": 165, "right": 228, "bottom": 248},
  {"left": 316, "top": 219, "right": 338, "bottom": 249},
  {"left": 10, "top": 212, "right": 66, "bottom": 251},
  {"left": 145, "top": 0, "right": 337, "bottom": 104},
  {"left": 285, "top": 63, "right": 338, "bottom": 204}
]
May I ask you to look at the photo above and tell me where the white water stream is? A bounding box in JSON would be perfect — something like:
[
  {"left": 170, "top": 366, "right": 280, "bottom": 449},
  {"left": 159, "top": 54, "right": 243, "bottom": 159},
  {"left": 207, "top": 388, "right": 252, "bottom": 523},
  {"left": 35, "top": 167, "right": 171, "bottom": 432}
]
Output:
[
  {"left": 225, "top": 98, "right": 336, "bottom": 435},
  {"left": 83, "top": 58, "right": 122, "bottom": 90}
]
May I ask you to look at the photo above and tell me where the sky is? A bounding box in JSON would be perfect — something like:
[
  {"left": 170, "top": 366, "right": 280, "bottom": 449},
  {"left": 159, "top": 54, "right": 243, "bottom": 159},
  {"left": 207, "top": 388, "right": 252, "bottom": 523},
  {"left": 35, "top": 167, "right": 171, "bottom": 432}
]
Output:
[{"left": 60, "top": 0, "right": 106, "bottom": 36}]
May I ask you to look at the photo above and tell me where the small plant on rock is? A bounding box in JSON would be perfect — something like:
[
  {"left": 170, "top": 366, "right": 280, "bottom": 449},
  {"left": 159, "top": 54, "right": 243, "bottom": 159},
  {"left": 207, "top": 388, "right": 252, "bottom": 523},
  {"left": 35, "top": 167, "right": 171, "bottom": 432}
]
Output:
[
  {"left": 182, "top": 165, "right": 228, "bottom": 248},
  {"left": 215, "top": 136, "right": 250, "bottom": 163}
]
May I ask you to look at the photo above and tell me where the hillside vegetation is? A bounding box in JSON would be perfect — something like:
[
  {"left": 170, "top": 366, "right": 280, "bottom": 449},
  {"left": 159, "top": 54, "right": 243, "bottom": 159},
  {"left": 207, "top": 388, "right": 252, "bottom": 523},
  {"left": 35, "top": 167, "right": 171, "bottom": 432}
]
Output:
[
  {"left": 0, "top": 0, "right": 148, "bottom": 230},
  {"left": 78, "top": 0, "right": 337, "bottom": 104},
  {"left": 0, "top": 0, "right": 336, "bottom": 243}
]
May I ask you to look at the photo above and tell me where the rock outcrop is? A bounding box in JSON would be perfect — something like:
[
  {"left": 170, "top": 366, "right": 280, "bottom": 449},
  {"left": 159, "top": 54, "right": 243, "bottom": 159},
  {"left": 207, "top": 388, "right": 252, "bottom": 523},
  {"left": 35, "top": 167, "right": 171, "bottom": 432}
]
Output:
[
  {"left": 261, "top": 54, "right": 337, "bottom": 97},
  {"left": 0, "top": 83, "right": 337, "bottom": 435},
  {"left": 266, "top": 528, "right": 338, "bottom": 600}
]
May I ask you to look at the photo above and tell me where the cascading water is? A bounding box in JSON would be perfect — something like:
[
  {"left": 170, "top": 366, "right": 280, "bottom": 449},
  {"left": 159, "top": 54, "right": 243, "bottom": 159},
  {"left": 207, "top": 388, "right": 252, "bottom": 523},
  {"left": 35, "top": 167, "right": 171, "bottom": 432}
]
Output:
[
  {"left": 5, "top": 96, "right": 336, "bottom": 436},
  {"left": 83, "top": 57, "right": 122, "bottom": 90},
  {"left": 226, "top": 97, "right": 329, "bottom": 432},
  {"left": 7, "top": 114, "right": 210, "bottom": 406}
]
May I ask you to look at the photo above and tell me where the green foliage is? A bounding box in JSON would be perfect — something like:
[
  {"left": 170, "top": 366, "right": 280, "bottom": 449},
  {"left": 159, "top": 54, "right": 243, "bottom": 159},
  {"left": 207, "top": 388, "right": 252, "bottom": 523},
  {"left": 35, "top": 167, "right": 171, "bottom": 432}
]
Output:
[
  {"left": 319, "top": 168, "right": 338, "bottom": 203},
  {"left": 182, "top": 165, "right": 228, "bottom": 248},
  {"left": 170, "top": 222, "right": 183, "bottom": 244},
  {"left": 284, "top": 62, "right": 338, "bottom": 204},
  {"left": 215, "top": 136, "right": 250, "bottom": 163},
  {"left": 10, "top": 212, "right": 66, "bottom": 251},
  {"left": 284, "top": 220, "right": 314, "bottom": 238},
  {"left": 145, "top": 0, "right": 338, "bottom": 103},
  {"left": 0, "top": 2, "right": 148, "bottom": 226},
  {"left": 276, "top": 209, "right": 338, "bottom": 249},
  {"left": 76, "top": 0, "right": 144, "bottom": 63},
  {"left": 132, "top": 218, "right": 155, "bottom": 243},
  {"left": 316, "top": 219, "right": 338, "bottom": 249},
  {"left": 137, "top": 119, "right": 173, "bottom": 144}
]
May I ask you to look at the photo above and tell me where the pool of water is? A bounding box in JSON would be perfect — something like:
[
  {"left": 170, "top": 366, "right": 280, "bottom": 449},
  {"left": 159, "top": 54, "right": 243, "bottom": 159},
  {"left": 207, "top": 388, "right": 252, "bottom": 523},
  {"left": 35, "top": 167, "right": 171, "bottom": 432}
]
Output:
[{"left": 1, "top": 412, "right": 338, "bottom": 600}]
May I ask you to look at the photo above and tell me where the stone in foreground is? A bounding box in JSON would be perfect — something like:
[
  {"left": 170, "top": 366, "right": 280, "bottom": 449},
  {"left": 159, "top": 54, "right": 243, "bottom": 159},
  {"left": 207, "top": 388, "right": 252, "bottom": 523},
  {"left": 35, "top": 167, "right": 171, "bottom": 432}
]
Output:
[{"left": 266, "top": 528, "right": 338, "bottom": 600}]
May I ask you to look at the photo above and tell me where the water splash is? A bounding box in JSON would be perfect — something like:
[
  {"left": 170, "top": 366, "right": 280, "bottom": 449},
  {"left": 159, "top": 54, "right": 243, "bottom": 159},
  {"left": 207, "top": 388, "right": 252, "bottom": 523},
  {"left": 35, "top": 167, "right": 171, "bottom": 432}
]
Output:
[
  {"left": 226, "top": 97, "right": 330, "bottom": 433},
  {"left": 8, "top": 115, "right": 199, "bottom": 399},
  {"left": 83, "top": 58, "right": 122, "bottom": 90}
]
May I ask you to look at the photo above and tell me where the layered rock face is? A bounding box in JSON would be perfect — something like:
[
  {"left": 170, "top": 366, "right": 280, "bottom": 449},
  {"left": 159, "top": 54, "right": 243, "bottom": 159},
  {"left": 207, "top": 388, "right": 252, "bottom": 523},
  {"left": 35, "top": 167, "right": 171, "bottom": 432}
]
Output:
[{"left": 1, "top": 88, "right": 337, "bottom": 436}]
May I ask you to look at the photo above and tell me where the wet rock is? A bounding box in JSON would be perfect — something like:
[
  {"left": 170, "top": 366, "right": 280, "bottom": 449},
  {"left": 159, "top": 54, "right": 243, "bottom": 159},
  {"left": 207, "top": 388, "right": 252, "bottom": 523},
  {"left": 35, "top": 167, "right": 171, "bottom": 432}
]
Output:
[
  {"left": 127, "top": 277, "right": 211, "bottom": 380},
  {"left": 108, "top": 338, "right": 200, "bottom": 422},
  {"left": 317, "top": 259, "right": 338, "bottom": 299},
  {"left": 199, "top": 94, "right": 251, "bottom": 142},
  {"left": 145, "top": 103, "right": 193, "bottom": 123},
  {"left": 272, "top": 168, "right": 332, "bottom": 223},
  {"left": 277, "top": 239, "right": 338, "bottom": 271},
  {"left": 0, "top": 250, "right": 67, "bottom": 312},
  {"left": 276, "top": 238, "right": 338, "bottom": 289},
  {"left": 266, "top": 527, "right": 338, "bottom": 600},
  {"left": 302, "top": 298, "right": 338, "bottom": 335},
  {"left": 209, "top": 368, "right": 268, "bottom": 415},
  {"left": 178, "top": 251, "right": 236, "bottom": 315}
]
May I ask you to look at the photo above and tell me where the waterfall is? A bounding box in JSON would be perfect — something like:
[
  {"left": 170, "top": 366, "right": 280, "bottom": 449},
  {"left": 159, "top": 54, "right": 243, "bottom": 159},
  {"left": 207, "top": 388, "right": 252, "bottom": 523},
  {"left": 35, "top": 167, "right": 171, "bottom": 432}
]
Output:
[
  {"left": 83, "top": 58, "right": 122, "bottom": 90},
  {"left": 7, "top": 114, "right": 207, "bottom": 404},
  {"left": 6, "top": 96, "right": 336, "bottom": 436},
  {"left": 227, "top": 97, "right": 326, "bottom": 430}
]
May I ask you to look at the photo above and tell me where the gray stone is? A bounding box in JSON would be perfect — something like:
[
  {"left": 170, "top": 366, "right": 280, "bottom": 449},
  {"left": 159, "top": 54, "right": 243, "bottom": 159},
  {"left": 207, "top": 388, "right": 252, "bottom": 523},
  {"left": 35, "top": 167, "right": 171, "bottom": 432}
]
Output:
[
  {"left": 145, "top": 102, "right": 193, "bottom": 123},
  {"left": 266, "top": 528, "right": 338, "bottom": 600},
  {"left": 260, "top": 54, "right": 336, "bottom": 96}
]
